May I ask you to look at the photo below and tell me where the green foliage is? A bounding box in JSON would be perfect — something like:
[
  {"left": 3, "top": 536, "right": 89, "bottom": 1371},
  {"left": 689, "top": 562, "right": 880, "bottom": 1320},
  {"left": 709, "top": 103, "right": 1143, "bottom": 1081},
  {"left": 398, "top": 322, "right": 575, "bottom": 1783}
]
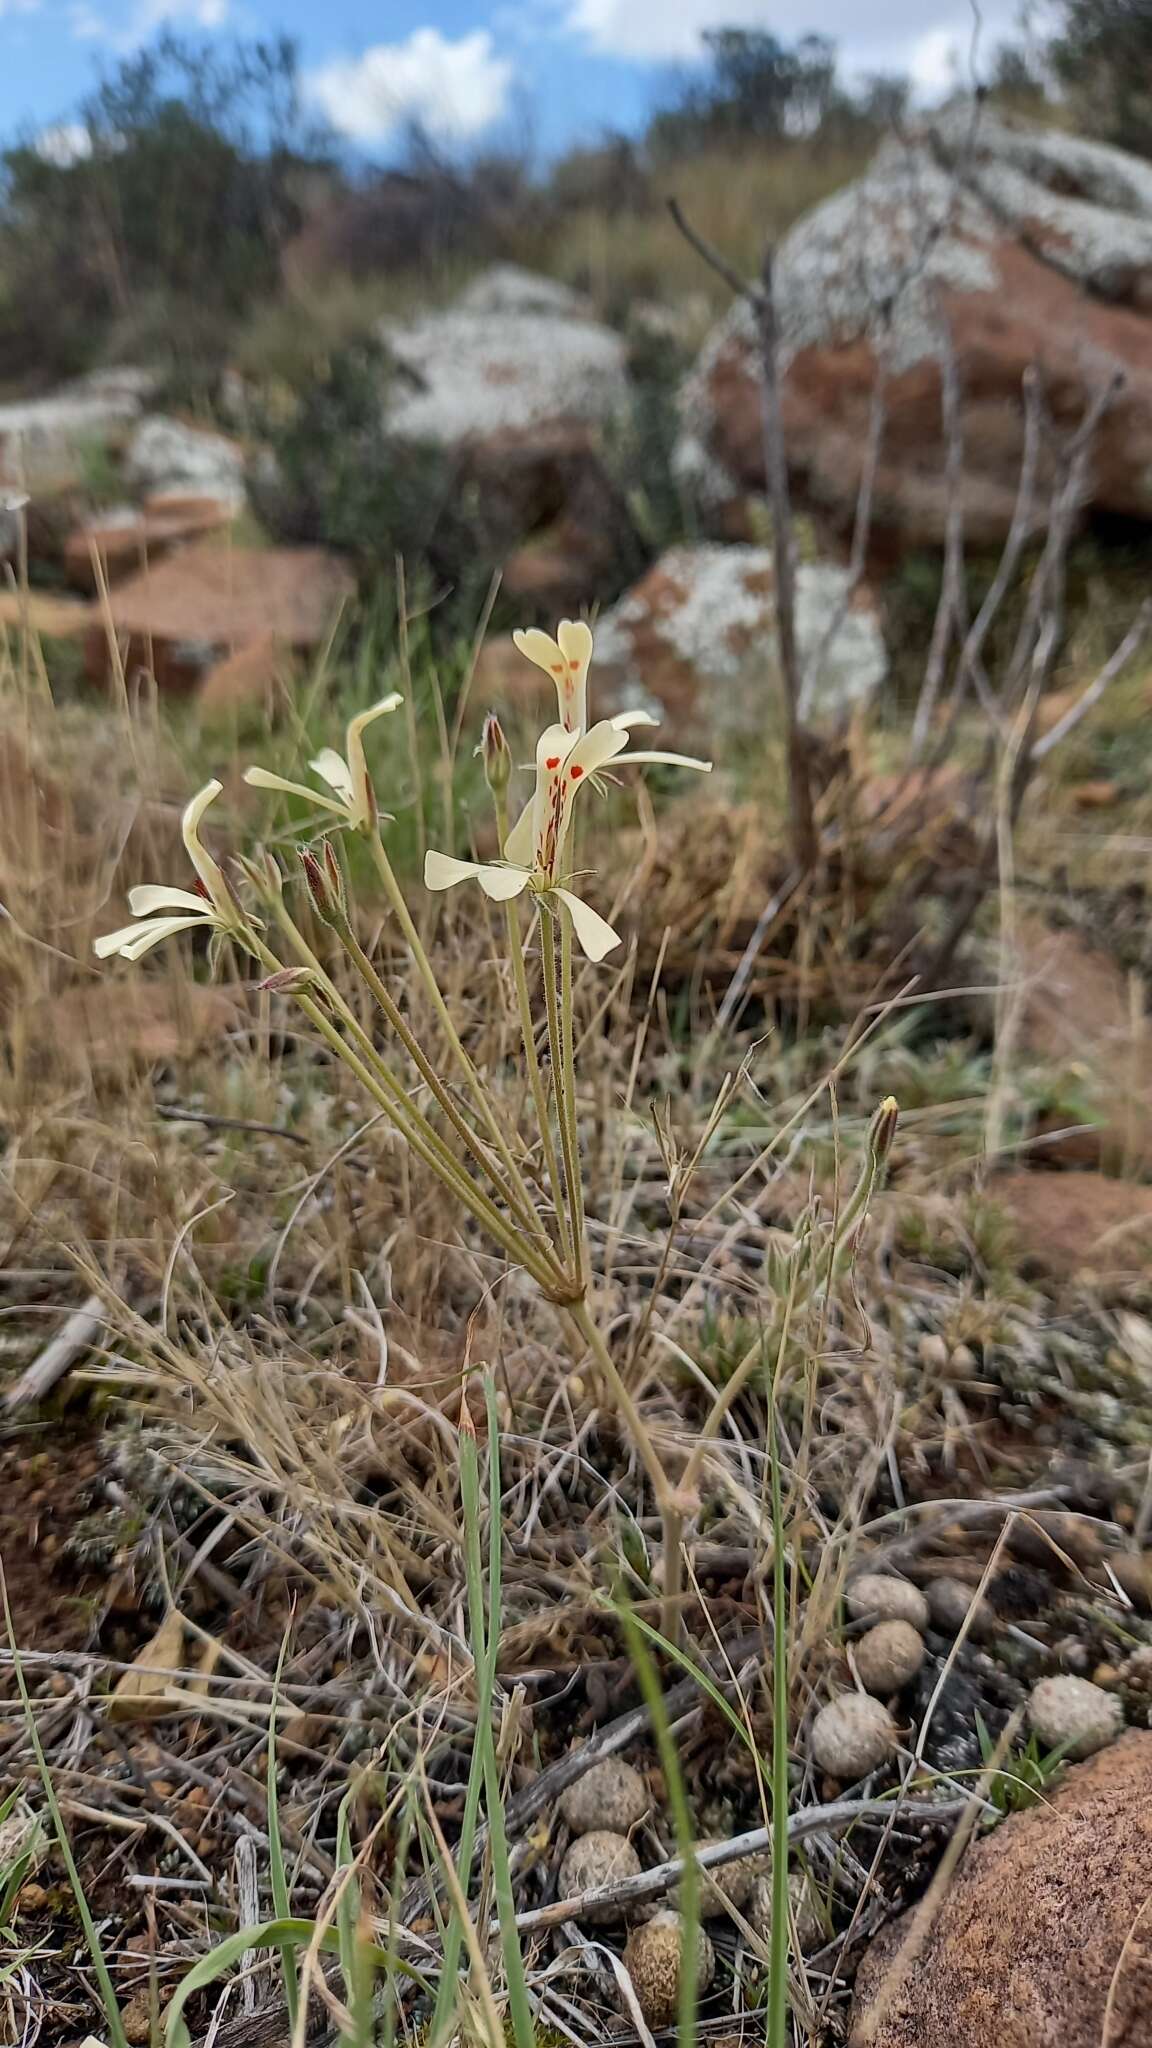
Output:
[
  {"left": 975, "top": 1714, "right": 1069, "bottom": 1815},
  {"left": 247, "top": 337, "right": 491, "bottom": 607},
  {"left": 0, "top": 33, "right": 325, "bottom": 382},
  {"left": 649, "top": 29, "right": 909, "bottom": 154},
  {"left": 1050, "top": 0, "right": 1152, "bottom": 156}
]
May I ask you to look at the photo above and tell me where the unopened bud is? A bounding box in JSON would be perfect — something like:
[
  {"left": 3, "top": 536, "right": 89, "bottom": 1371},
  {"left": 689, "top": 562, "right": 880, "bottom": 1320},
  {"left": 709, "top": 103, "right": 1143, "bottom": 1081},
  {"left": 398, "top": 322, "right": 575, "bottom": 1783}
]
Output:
[
  {"left": 480, "top": 712, "right": 512, "bottom": 797},
  {"left": 868, "top": 1095, "right": 899, "bottom": 1166},
  {"left": 322, "top": 837, "right": 347, "bottom": 917},
  {"left": 299, "top": 846, "right": 340, "bottom": 924},
  {"left": 257, "top": 965, "right": 318, "bottom": 996}
]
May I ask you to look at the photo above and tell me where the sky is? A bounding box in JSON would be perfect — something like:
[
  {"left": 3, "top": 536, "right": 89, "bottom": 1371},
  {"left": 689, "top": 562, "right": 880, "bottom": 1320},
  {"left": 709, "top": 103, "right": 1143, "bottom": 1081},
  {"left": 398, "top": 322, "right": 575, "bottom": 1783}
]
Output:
[{"left": 0, "top": 0, "right": 1030, "bottom": 162}]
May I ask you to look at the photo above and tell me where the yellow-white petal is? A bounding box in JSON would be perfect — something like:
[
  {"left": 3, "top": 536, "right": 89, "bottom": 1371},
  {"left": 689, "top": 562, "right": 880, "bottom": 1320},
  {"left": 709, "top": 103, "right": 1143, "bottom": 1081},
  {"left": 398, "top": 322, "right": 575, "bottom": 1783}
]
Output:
[
  {"left": 244, "top": 766, "right": 346, "bottom": 814},
  {"left": 346, "top": 694, "right": 403, "bottom": 750},
  {"left": 95, "top": 913, "right": 208, "bottom": 961},
  {"left": 503, "top": 795, "right": 535, "bottom": 867},
  {"left": 309, "top": 748, "right": 355, "bottom": 800},
  {"left": 181, "top": 781, "right": 232, "bottom": 919},
  {"left": 620, "top": 750, "right": 713, "bottom": 772},
  {"left": 473, "top": 863, "right": 531, "bottom": 903},
  {"left": 552, "top": 887, "right": 621, "bottom": 962},
  {"left": 128, "top": 884, "right": 210, "bottom": 916},
  {"left": 512, "top": 628, "right": 563, "bottom": 678},
  {"left": 425, "top": 850, "right": 484, "bottom": 891},
  {"left": 609, "top": 709, "right": 658, "bottom": 730}
]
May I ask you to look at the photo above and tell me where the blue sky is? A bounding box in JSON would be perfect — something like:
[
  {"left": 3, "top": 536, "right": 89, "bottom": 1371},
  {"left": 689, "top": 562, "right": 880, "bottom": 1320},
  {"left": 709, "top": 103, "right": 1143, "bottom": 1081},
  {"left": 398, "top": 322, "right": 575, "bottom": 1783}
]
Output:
[{"left": 1, "top": 0, "right": 1028, "bottom": 160}]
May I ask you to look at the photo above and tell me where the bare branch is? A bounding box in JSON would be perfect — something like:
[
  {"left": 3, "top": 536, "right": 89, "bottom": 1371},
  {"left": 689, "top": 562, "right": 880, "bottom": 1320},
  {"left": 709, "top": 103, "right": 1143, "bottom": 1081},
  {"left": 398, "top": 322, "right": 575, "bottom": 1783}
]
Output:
[
  {"left": 909, "top": 315, "right": 967, "bottom": 758},
  {"left": 799, "top": 371, "right": 888, "bottom": 719},
  {"left": 1031, "top": 598, "right": 1152, "bottom": 762}
]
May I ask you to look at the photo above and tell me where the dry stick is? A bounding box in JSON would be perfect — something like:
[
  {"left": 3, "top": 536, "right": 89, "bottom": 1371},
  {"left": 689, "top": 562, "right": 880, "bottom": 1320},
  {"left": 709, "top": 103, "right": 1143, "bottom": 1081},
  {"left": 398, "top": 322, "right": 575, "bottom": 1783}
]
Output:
[
  {"left": 908, "top": 317, "right": 966, "bottom": 760},
  {"left": 666, "top": 196, "right": 816, "bottom": 876},
  {"left": 3, "top": 1292, "right": 107, "bottom": 1414},
  {"left": 506, "top": 1797, "right": 969, "bottom": 1935},
  {"left": 1030, "top": 598, "right": 1152, "bottom": 762}
]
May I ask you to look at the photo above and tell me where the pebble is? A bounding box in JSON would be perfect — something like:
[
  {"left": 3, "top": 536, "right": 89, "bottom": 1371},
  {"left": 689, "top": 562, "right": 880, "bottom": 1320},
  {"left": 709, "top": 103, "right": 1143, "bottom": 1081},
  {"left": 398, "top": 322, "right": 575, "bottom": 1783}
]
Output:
[
  {"left": 926, "top": 1576, "right": 989, "bottom": 1636},
  {"left": 558, "top": 1829, "right": 642, "bottom": 1923},
  {"left": 748, "top": 1869, "right": 822, "bottom": 1949},
  {"left": 854, "top": 1620, "right": 926, "bottom": 1695},
  {"left": 623, "top": 1910, "right": 715, "bottom": 2028},
  {"left": 845, "top": 1573, "right": 930, "bottom": 1632},
  {"left": 559, "top": 1757, "right": 649, "bottom": 1836},
  {"left": 669, "top": 1839, "right": 764, "bottom": 1913},
  {"left": 810, "top": 1694, "right": 896, "bottom": 1779},
  {"left": 1027, "top": 1675, "right": 1124, "bottom": 1760}
]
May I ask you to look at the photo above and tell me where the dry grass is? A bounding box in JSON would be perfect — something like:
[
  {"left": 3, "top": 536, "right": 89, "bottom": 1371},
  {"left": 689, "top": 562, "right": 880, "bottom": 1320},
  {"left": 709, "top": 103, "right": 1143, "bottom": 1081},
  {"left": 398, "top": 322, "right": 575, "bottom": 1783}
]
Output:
[{"left": 2, "top": 598, "right": 1152, "bottom": 2048}]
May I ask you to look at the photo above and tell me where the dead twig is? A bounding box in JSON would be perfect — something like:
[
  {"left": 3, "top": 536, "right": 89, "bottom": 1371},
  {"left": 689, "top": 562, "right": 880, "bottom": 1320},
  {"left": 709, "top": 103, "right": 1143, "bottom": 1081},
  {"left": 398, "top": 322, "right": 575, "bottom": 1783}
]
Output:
[{"left": 3, "top": 1291, "right": 107, "bottom": 1414}]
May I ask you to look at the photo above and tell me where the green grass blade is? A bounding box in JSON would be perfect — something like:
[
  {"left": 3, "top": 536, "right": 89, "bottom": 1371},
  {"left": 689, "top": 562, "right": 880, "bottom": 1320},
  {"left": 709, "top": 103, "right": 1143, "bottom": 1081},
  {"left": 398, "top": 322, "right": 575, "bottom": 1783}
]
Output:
[
  {"left": 767, "top": 1397, "right": 792, "bottom": 2048},
  {"left": 2, "top": 1579, "right": 130, "bottom": 2048},
  {"left": 266, "top": 1627, "right": 299, "bottom": 2032},
  {"left": 165, "top": 1919, "right": 430, "bottom": 2048}
]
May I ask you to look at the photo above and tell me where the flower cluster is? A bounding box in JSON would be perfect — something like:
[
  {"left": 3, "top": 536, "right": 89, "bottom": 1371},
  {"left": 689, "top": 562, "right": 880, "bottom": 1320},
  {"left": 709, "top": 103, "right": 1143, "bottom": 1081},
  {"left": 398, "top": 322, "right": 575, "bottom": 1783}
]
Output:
[
  {"left": 425, "top": 623, "right": 710, "bottom": 960},
  {"left": 93, "top": 622, "right": 708, "bottom": 967}
]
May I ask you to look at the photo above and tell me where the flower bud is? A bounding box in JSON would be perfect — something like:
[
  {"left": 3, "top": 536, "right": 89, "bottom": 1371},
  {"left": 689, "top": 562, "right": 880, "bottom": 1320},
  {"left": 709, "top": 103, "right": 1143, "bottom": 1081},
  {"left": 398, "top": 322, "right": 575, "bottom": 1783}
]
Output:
[
  {"left": 299, "top": 846, "right": 341, "bottom": 925},
  {"left": 322, "top": 836, "right": 347, "bottom": 918},
  {"left": 257, "top": 965, "right": 318, "bottom": 995},
  {"left": 867, "top": 1095, "right": 899, "bottom": 1167},
  {"left": 480, "top": 712, "right": 512, "bottom": 797}
]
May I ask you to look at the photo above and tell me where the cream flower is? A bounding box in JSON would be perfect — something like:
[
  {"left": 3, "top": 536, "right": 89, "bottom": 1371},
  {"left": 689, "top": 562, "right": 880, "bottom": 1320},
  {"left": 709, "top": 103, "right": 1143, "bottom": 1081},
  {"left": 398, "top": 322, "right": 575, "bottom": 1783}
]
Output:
[
  {"left": 94, "top": 781, "right": 253, "bottom": 962},
  {"left": 424, "top": 716, "right": 711, "bottom": 962},
  {"left": 513, "top": 620, "right": 593, "bottom": 736},
  {"left": 243, "top": 694, "right": 403, "bottom": 833}
]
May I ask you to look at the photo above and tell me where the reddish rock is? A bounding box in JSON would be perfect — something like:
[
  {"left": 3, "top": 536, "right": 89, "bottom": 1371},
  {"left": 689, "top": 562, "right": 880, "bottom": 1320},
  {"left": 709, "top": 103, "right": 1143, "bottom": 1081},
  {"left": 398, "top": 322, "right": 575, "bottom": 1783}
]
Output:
[
  {"left": 196, "top": 634, "right": 282, "bottom": 716},
  {"left": 994, "top": 1169, "right": 1152, "bottom": 1277},
  {"left": 850, "top": 1732, "right": 1152, "bottom": 2048},
  {"left": 64, "top": 494, "right": 237, "bottom": 591},
  {"left": 86, "top": 541, "right": 354, "bottom": 697},
  {"left": 589, "top": 544, "right": 886, "bottom": 742},
  {"left": 678, "top": 113, "right": 1152, "bottom": 546}
]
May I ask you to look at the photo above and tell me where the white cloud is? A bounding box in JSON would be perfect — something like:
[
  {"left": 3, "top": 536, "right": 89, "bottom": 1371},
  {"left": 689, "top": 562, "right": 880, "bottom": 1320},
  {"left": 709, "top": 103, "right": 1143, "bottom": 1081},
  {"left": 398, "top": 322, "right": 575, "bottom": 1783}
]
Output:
[
  {"left": 37, "top": 121, "right": 93, "bottom": 164},
  {"left": 564, "top": 0, "right": 1024, "bottom": 80},
  {"left": 66, "top": 0, "right": 229, "bottom": 45},
  {"left": 308, "top": 28, "right": 514, "bottom": 147}
]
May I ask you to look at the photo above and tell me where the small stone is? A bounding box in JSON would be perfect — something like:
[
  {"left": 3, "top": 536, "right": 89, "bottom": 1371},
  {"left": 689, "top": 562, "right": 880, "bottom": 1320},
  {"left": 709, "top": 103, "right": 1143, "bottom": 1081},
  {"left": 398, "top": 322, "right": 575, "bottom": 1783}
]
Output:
[
  {"left": 854, "top": 1621, "right": 926, "bottom": 1696},
  {"left": 810, "top": 1694, "right": 896, "bottom": 1780},
  {"left": 917, "top": 1334, "right": 949, "bottom": 1372},
  {"left": 748, "top": 1869, "right": 822, "bottom": 1950},
  {"left": 926, "top": 1576, "right": 988, "bottom": 1636},
  {"left": 121, "top": 1990, "right": 156, "bottom": 2045},
  {"left": 846, "top": 1574, "right": 930, "bottom": 1632},
  {"left": 1028, "top": 1676, "right": 1124, "bottom": 1760},
  {"left": 669, "top": 1839, "right": 765, "bottom": 1914},
  {"left": 623, "top": 1910, "right": 715, "bottom": 2028},
  {"left": 949, "top": 1343, "right": 978, "bottom": 1374},
  {"left": 559, "top": 1757, "right": 649, "bottom": 1836},
  {"left": 558, "top": 1829, "right": 642, "bottom": 1923}
]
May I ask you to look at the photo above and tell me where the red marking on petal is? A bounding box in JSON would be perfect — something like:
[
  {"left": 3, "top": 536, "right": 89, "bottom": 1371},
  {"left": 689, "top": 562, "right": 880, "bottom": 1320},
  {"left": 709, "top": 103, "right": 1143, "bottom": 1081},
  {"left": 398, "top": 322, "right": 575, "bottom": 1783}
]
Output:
[
  {"left": 568, "top": 658, "right": 581, "bottom": 670},
  {"left": 545, "top": 755, "right": 560, "bottom": 770},
  {"left": 551, "top": 663, "right": 564, "bottom": 675},
  {"left": 570, "top": 764, "right": 584, "bottom": 780}
]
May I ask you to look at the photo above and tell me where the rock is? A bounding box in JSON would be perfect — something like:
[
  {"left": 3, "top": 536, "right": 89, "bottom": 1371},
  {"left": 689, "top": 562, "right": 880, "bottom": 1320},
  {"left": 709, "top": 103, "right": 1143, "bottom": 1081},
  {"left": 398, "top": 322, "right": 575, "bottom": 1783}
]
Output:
[
  {"left": 623, "top": 1911, "right": 715, "bottom": 2029},
  {"left": 678, "top": 111, "right": 1152, "bottom": 546},
  {"left": 0, "top": 589, "right": 93, "bottom": 638},
  {"left": 854, "top": 1621, "right": 926, "bottom": 1696},
  {"left": 668, "top": 1840, "right": 765, "bottom": 1915},
  {"left": 126, "top": 417, "right": 246, "bottom": 508},
  {"left": 572, "top": 544, "right": 888, "bottom": 742},
  {"left": 0, "top": 367, "right": 150, "bottom": 490},
  {"left": 1012, "top": 919, "right": 1152, "bottom": 1171},
  {"left": 383, "top": 269, "right": 629, "bottom": 445},
  {"left": 925, "top": 1577, "right": 990, "bottom": 1637},
  {"left": 557, "top": 1830, "right": 642, "bottom": 1923},
  {"left": 380, "top": 269, "right": 636, "bottom": 611},
  {"left": 1027, "top": 1675, "right": 1124, "bottom": 1759},
  {"left": 810, "top": 1694, "right": 896, "bottom": 1779},
  {"left": 196, "top": 633, "right": 283, "bottom": 717},
  {"left": 748, "top": 1870, "right": 822, "bottom": 1950},
  {"left": 846, "top": 1575, "right": 930, "bottom": 1633},
  {"left": 64, "top": 494, "right": 238, "bottom": 591},
  {"left": 559, "top": 1758, "right": 649, "bottom": 1836},
  {"left": 849, "top": 1732, "right": 1152, "bottom": 2048},
  {"left": 85, "top": 541, "right": 354, "bottom": 697},
  {"left": 995, "top": 1169, "right": 1152, "bottom": 1279}
]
